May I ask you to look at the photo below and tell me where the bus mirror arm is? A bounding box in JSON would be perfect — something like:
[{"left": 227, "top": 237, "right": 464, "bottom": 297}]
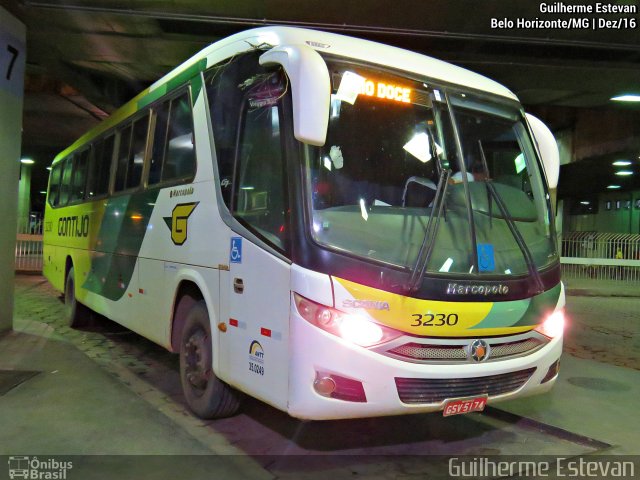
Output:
[
  {"left": 260, "top": 45, "right": 331, "bottom": 147},
  {"left": 525, "top": 113, "right": 559, "bottom": 189}
]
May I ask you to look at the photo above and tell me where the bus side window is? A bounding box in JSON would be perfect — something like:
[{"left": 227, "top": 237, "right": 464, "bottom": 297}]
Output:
[
  {"left": 58, "top": 157, "right": 73, "bottom": 206},
  {"left": 70, "top": 149, "right": 89, "bottom": 203},
  {"left": 233, "top": 103, "right": 287, "bottom": 251},
  {"left": 205, "top": 51, "right": 263, "bottom": 208},
  {"left": 127, "top": 115, "right": 149, "bottom": 189},
  {"left": 163, "top": 92, "right": 195, "bottom": 182},
  {"left": 149, "top": 92, "right": 195, "bottom": 185},
  {"left": 48, "top": 163, "right": 62, "bottom": 206},
  {"left": 88, "top": 135, "right": 114, "bottom": 198},
  {"left": 149, "top": 103, "right": 169, "bottom": 185},
  {"left": 114, "top": 125, "right": 132, "bottom": 192}
]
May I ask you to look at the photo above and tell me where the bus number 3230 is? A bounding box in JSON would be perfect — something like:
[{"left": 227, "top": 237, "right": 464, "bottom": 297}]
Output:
[{"left": 411, "top": 313, "right": 459, "bottom": 327}]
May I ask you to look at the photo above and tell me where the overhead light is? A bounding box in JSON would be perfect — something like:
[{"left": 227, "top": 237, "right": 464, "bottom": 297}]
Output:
[
  {"left": 607, "top": 185, "right": 621, "bottom": 189},
  {"left": 615, "top": 170, "right": 633, "bottom": 176},
  {"left": 611, "top": 94, "right": 640, "bottom": 102},
  {"left": 20, "top": 158, "right": 34, "bottom": 164},
  {"left": 46, "top": 166, "right": 52, "bottom": 171},
  {"left": 39, "top": 191, "right": 46, "bottom": 194},
  {"left": 580, "top": 201, "right": 590, "bottom": 205},
  {"left": 612, "top": 160, "right": 631, "bottom": 166}
]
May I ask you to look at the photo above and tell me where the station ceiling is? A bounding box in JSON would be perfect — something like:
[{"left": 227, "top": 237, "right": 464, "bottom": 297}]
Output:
[{"left": 3, "top": 0, "right": 640, "bottom": 197}]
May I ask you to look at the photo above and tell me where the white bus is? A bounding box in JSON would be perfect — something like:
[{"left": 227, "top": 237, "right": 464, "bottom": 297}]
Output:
[{"left": 43, "top": 26, "right": 564, "bottom": 420}]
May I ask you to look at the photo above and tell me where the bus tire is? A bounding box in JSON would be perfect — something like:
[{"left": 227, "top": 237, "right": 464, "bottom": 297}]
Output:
[
  {"left": 179, "top": 300, "right": 241, "bottom": 419},
  {"left": 64, "top": 267, "right": 90, "bottom": 328}
]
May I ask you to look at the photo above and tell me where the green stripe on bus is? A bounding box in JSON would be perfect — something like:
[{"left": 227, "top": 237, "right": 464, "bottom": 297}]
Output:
[
  {"left": 137, "top": 59, "right": 207, "bottom": 110},
  {"left": 82, "top": 190, "right": 159, "bottom": 301},
  {"left": 512, "top": 283, "right": 562, "bottom": 327},
  {"left": 470, "top": 283, "right": 561, "bottom": 329}
]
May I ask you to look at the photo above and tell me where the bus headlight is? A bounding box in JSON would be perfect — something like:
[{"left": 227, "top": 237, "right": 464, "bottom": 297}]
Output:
[
  {"left": 293, "top": 293, "right": 401, "bottom": 347},
  {"left": 534, "top": 309, "right": 565, "bottom": 339}
]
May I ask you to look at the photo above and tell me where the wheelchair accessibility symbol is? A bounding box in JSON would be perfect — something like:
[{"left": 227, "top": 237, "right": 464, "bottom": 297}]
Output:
[
  {"left": 477, "top": 243, "right": 495, "bottom": 272},
  {"left": 230, "top": 237, "right": 242, "bottom": 264}
]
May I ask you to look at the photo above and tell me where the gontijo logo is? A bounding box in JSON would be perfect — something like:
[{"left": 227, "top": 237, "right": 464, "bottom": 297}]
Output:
[{"left": 163, "top": 202, "right": 199, "bottom": 245}]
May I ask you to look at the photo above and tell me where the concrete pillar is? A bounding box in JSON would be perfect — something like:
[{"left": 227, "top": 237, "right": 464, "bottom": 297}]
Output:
[
  {"left": 0, "top": 7, "right": 26, "bottom": 333},
  {"left": 17, "top": 162, "right": 32, "bottom": 232}
]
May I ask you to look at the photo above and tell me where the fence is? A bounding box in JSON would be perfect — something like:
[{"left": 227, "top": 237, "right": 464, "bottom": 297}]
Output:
[
  {"left": 561, "top": 231, "right": 640, "bottom": 283},
  {"left": 15, "top": 214, "right": 43, "bottom": 272},
  {"left": 13, "top": 220, "right": 640, "bottom": 282}
]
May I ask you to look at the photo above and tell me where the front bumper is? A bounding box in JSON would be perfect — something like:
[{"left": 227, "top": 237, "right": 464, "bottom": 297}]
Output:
[{"left": 288, "top": 309, "right": 561, "bottom": 420}]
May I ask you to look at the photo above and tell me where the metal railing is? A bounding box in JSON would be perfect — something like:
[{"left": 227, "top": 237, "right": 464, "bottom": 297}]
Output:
[
  {"left": 13, "top": 220, "right": 640, "bottom": 282},
  {"left": 561, "top": 231, "right": 640, "bottom": 283},
  {"left": 15, "top": 214, "right": 43, "bottom": 272}
]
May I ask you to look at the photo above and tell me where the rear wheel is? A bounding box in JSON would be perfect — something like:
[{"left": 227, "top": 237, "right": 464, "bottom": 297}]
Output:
[
  {"left": 179, "top": 299, "right": 241, "bottom": 418},
  {"left": 64, "top": 266, "right": 90, "bottom": 328}
]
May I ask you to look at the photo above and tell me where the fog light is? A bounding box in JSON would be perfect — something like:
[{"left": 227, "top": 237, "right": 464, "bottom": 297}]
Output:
[
  {"left": 314, "top": 376, "right": 337, "bottom": 396},
  {"left": 314, "top": 371, "right": 367, "bottom": 402}
]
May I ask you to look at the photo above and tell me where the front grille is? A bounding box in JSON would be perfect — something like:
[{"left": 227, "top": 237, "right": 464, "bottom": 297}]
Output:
[
  {"left": 395, "top": 368, "right": 536, "bottom": 404},
  {"left": 390, "top": 344, "right": 468, "bottom": 360},
  {"left": 491, "top": 338, "right": 544, "bottom": 359},
  {"left": 387, "top": 337, "right": 545, "bottom": 363}
]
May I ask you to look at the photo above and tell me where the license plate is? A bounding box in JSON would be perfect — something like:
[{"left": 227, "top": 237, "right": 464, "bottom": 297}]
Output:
[{"left": 442, "top": 396, "right": 487, "bottom": 417}]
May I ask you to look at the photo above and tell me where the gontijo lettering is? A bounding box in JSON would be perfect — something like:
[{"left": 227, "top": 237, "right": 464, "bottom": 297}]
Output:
[{"left": 57, "top": 215, "right": 89, "bottom": 237}]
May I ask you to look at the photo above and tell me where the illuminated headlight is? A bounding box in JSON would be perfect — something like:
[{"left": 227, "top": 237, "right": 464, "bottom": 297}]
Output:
[
  {"left": 293, "top": 293, "right": 401, "bottom": 347},
  {"left": 534, "top": 309, "right": 565, "bottom": 338},
  {"left": 339, "top": 315, "right": 384, "bottom": 345}
]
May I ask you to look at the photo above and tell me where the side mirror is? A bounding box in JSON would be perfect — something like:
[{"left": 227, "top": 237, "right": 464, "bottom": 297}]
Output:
[
  {"left": 525, "top": 113, "right": 559, "bottom": 189},
  {"left": 260, "top": 44, "right": 330, "bottom": 146}
]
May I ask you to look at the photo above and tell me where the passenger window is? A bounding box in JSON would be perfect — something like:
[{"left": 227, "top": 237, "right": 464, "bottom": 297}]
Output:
[
  {"left": 70, "top": 149, "right": 89, "bottom": 202},
  {"left": 128, "top": 115, "right": 149, "bottom": 189},
  {"left": 113, "top": 114, "right": 148, "bottom": 192},
  {"left": 149, "top": 103, "right": 169, "bottom": 185},
  {"left": 149, "top": 92, "right": 195, "bottom": 185},
  {"left": 163, "top": 93, "right": 195, "bottom": 182},
  {"left": 233, "top": 103, "right": 288, "bottom": 250},
  {"left": 114, "top": 125, "right": 132, "bottom": 192},
  {"left": 88, "top": 135, "right": 114, "bottom": 198},
  {"left": 58, "top": 158, "right": 73, "bottom": 206},
  {"left": 48, "top": 163, "right": 62, "bottom": 206}
]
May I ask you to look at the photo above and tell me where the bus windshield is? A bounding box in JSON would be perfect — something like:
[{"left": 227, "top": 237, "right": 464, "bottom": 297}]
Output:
[{"left": 304, "top": 60, "right": 558, "bottom": 278}]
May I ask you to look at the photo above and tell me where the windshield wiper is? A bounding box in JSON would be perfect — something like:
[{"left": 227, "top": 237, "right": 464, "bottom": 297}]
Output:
[
  {"left": 405, "top": 168, "right": 451, "bottom": 293},
  {"left": 477, "top": 141, "right": 545, "bottom": 293}
]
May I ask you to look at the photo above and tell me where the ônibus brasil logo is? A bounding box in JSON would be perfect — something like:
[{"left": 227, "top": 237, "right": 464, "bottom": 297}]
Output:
[{"left": 8, "top": 456, "right": 73, "bottom": 479}]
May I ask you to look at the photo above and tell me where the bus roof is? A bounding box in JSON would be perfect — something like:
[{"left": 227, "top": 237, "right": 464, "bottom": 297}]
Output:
[{"left": 52, "top": 26, "right": 518, "bottom": 165}]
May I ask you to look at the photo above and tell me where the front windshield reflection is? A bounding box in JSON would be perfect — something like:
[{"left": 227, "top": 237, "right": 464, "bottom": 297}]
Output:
[{"left": 305, "top": 61, "right": 557, "bottom": 278}]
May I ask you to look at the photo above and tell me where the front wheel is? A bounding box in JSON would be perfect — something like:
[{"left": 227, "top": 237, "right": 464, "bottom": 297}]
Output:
[{"left": 179, "top": 299, "right": 241, "bottom": 419}]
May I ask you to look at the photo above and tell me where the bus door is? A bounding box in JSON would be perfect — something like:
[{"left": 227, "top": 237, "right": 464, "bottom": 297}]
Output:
[{"left": 217, "top": 92, "right": 292, "bottom": 410}]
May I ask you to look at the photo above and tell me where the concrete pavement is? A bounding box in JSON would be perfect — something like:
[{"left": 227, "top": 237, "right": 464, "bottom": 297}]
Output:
[{"left": 2, "top": 274, "right": 639, "bottom": 479}]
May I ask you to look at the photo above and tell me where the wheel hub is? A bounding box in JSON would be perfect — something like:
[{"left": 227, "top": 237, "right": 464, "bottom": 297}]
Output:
[{"left": 184, "top": 329, "right": 209, "bottom": 390}]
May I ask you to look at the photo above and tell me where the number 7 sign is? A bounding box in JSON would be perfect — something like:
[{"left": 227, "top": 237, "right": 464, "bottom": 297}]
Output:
[{"left": 0, "top": 23, "right": 25, "bottom": 98}]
